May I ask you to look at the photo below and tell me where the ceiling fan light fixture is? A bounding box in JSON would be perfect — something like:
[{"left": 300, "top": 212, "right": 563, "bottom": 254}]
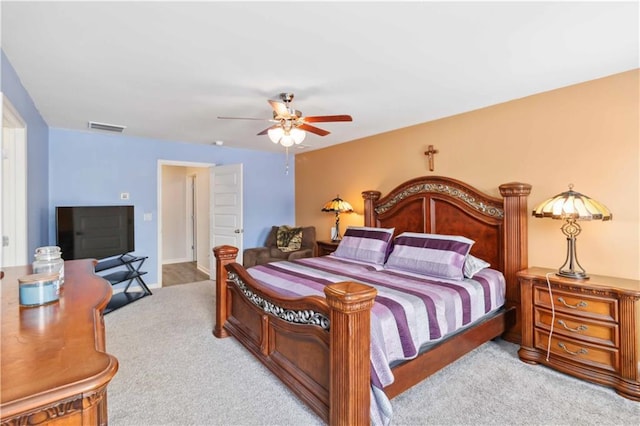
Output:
[
  {"left": 219, "top": 92, "right": 351, "bottom": 149},
  {"left": 268, "top": 127, "right": 284, "bottom": 144},
  {"left": 280, "top": 135, "right": 295, "bottom": 147},
  {"left": 268, "top": 125, "right": 306, "bottom": 147},
  {"left": 291, "top": 128, "right": 306, "bottom": 144}
]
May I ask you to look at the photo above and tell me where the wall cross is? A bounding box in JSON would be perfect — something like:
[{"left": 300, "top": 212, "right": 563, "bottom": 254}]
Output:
[{"left": 424, "top": 145, "right": 439, "bottom": 171}]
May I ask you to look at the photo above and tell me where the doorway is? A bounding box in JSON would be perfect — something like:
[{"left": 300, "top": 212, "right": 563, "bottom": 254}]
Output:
[
  {"left": 159, "top": 162, "right": 211, "bottom": 286},
  {"left": 157, "top": 160, "right": 244, "bottom": 287}
]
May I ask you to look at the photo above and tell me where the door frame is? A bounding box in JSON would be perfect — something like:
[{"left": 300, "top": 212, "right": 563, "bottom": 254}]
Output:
[
  {"left": 186, "top": 173, "right": 197, "bottom": 262},
  {"left": 157, "top": 160, "right": 214, "bottom": 287},
  {"left": 1, "top": 94, "right": 28, "bottom": 267}
]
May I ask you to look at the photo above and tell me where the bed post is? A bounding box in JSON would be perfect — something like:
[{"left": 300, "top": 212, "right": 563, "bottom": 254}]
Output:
[
  {"left": 362, "top": 190, "right": 381, "bottom": 227},
  {"left": 498, "top": 182, "right": 532, "bottom": 344},
  {"left": 324, "top": 282, "right": 377, "bottom": 426},
  {"left": 212, "top": 245, "right": 238, "bottom": 338}
]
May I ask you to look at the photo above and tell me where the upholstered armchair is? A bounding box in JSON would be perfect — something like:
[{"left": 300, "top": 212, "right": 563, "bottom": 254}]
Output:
[{"left": 243, "top": 225, "right": 316, "bottom": 268}]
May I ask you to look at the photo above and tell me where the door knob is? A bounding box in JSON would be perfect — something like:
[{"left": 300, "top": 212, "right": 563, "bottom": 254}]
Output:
[{"left": 234, "top": 229, "right": 243, "bottom": 233}]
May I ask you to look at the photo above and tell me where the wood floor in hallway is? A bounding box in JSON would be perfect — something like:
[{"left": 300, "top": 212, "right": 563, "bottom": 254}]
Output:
[{"left": 162, "top": 261, "right": 210, "bottom": 287}]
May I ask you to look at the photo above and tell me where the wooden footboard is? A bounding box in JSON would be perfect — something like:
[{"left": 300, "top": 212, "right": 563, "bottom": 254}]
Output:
[{"left": 213, "top": 245, "right": 376, "bottom": 425}]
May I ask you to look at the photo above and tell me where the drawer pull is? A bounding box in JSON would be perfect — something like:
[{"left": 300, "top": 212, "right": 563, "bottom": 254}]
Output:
[
  {"left": 557, "top": 319, "right": 588, "bottom": 333},
  {"left": 557, "top": 297, "right": 587, "bottom": 309},
  {"left": 558, "top": 342, "right": 588, "bottom": 356}
]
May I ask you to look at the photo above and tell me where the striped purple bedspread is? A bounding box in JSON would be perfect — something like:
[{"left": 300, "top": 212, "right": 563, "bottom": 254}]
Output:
[{"left": 247, "top": 255, "right": 506, "bottom": 424}]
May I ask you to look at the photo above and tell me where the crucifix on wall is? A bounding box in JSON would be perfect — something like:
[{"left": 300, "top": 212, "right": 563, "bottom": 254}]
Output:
[{"left": 424, "top": 145, "right": 439, "bottom": 171}]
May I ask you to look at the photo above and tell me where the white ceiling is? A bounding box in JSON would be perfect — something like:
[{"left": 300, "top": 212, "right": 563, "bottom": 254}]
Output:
[{"left": 1, "top": 1, "right": 638, "bottom": 153}]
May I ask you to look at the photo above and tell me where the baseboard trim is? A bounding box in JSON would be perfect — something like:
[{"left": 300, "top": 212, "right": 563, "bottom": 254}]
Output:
[{"left": 163, "top": 258, "right": 192, "bottom": 265}]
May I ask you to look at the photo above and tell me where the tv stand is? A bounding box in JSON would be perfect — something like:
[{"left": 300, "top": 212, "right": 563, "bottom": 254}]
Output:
[{"left": 95, "top": 253, "right": 152, "bottom": 313}]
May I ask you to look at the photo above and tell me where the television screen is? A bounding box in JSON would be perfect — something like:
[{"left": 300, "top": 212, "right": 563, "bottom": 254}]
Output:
[{"left": 56, "top": 206, "right": 134, "bottom": 260}]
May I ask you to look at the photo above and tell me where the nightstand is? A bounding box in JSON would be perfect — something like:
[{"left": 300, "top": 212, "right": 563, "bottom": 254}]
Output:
[
  {"left": 316, "top": 240, "right": 340, "bottom": 256},
  {"left": 517, "top": 267, "right": 640, "bottom": 401}
]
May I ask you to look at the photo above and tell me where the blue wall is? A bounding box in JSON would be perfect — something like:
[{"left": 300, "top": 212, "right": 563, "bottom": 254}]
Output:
[
  {"left": 2, "top": 49, "right": 295, "bottom": 284},
  {"left": 1, "top": 50, "right": 50, "bottom": 256},
  {"left": 48, "top": 128, "right": 295, "bottom": 285}
]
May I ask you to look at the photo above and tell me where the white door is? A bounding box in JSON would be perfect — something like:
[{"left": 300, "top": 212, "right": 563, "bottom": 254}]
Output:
[
  {"left": 210, "top": 163, "right": 243, "bottom": 278},
  {"left": 1, "top": 95, "right": 28, "bottom": 267}
]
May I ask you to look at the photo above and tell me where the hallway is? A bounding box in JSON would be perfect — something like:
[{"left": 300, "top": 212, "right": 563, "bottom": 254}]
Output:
[{"left": 162, "top": 262, "right": 209, "bottom": 287}]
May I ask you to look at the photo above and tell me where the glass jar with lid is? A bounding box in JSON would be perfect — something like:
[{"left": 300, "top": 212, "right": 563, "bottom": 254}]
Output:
[{"left": 32, "top": 246, "right": 65, "bottom": 287}]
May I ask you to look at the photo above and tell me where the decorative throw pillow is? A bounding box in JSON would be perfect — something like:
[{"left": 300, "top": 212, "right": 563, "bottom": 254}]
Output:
[
  {"left": 463, "top": 254, "right": 491, "bottom": 278},
  {"left": 332, "top": 226, "right": 395, "bottom": 265},
  {"left": 276, "top": 226, "right": 303, "bottom": 252},
  {"left": 385, "top": 232, "right": 474, "bottom": 280}
]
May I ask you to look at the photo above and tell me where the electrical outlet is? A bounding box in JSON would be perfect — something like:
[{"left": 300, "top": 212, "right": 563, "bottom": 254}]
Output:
[
  {"left": 120, "top": 192, "right": 130, "bottom": 200},
  {"left": 143, "top": 213, "right": 152, "bottom": 221}
]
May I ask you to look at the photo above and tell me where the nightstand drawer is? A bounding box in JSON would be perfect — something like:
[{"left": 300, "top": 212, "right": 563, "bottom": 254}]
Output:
[
  {"left": 534, "top": 308, "right": 618, "bottom": 347},
  {"left": 534, "top": 286, "right": 617, "bottom": 322},
  {"left": 534, "top": 329, "right": 619, "bottom": 372}
]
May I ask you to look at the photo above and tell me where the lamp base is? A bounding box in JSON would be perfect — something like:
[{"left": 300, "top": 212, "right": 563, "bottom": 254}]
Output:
[
  {"left": 557, "top": 233, "right": 589, "bottom": 280},
  {"left": 556, "top": 270, "right": 589, "bottom": 280},
  {"left": 333, "top": 216, "right": 342, "bottom": 242}
]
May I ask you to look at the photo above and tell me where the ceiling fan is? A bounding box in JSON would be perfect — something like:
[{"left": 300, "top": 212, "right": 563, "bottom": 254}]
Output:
[{"left": 218, "top": 93, "right": 353, "bottom": 147}]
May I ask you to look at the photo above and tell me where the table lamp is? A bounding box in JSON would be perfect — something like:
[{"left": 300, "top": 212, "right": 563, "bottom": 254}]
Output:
[
  {"left": 321, "top": 195, "right": 353, "bottom": 241},
  {"left": 532, "top": 184, "right": 612, "bottom": 279}
]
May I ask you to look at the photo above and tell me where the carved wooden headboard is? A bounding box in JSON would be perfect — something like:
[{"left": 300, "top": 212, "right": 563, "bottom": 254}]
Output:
[{"left": 362, "top": 175, "right": 531, "bottom": 342}]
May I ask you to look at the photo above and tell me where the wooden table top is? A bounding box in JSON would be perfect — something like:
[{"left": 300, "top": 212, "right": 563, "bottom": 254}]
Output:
[
  {"left": 1, "top": 259, "right": 118, "bottom": 418},
  {"left": 518, "top": 267, "right": 640, "bottom": 294}
]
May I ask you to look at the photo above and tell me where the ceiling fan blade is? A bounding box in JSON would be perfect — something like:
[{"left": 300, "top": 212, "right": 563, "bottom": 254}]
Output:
[
  {"left": 217, "top": 116, "right": 271, "bottom": 121},
  {"left": 301, "top": 114, "right": 353, "bottom": 123},
  {"left": 298, "top": 123, "right": 330, "bottom": 136},
  {"left": 268, "top": 100, "right": 291, "bottom": 118},
  {"left": 257, "top": 125, "right": 278, "bottom": 136}
]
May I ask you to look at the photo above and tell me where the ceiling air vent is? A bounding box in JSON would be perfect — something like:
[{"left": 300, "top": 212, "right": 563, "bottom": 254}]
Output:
[{"left": 88, "top": 121, "right": 126, "bottom": 133}]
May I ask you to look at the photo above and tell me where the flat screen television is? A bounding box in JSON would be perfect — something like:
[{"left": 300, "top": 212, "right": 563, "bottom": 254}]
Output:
[{"left": 56, "top": 205, "right": 134, "bottom": 260}]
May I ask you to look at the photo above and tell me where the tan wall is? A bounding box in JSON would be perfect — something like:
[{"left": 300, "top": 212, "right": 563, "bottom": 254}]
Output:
[{"left": 296, "top": 70, "right": 639, "bottom": 280}]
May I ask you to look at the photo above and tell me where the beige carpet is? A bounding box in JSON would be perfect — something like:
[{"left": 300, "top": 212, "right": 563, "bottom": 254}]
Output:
[{"left": 104, "top": 280, "right": 639, "bottom": 425}]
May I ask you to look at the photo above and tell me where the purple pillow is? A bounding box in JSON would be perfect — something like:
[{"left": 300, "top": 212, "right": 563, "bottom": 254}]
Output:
[
  {"left": 333, "top": 226, "right": 395, "bottom": 265},
  {"left": 385, "top": 232, "right": 474, "bottom": 280}
]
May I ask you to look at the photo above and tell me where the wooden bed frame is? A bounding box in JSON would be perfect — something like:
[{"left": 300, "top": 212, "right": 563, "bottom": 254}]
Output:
[{"left": 213, "top": 176, "right": 531, "bottom": 425}]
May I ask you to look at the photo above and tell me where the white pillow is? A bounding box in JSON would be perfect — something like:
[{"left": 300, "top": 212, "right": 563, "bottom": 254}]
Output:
[{"left": 463, "top": 255, "right": 491, "bottom": 278}]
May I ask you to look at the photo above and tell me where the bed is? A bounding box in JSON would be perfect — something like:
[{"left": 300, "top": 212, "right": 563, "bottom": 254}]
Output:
[{"left": 213, "top": 175, "right": 531, "bottom": 425}]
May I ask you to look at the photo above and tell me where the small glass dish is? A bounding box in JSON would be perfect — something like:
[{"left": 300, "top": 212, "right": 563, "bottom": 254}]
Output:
[{"left": 18, "top": 272, "right": 60, "bottom": 307}]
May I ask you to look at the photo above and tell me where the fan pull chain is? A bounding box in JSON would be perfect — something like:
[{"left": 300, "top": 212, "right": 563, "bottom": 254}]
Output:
[{"left": 285, "top": 147, "right": 290, "bottom": 175}]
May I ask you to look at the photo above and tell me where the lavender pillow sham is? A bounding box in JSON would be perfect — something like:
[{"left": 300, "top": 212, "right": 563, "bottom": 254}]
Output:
[
  {"left": 385, "top": 232, "right": 474, "bottom": 280},
  {"left": 333, "top": 226, "right": 395, "bottom": 265}
]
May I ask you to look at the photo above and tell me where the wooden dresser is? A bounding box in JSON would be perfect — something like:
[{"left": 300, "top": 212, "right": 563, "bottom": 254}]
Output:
[
  {"left": 1, "top": 259, "right": 119, "bottom": 425},
  {"left": 518, "top": 267, "right": 640, "bottom": 401}
]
